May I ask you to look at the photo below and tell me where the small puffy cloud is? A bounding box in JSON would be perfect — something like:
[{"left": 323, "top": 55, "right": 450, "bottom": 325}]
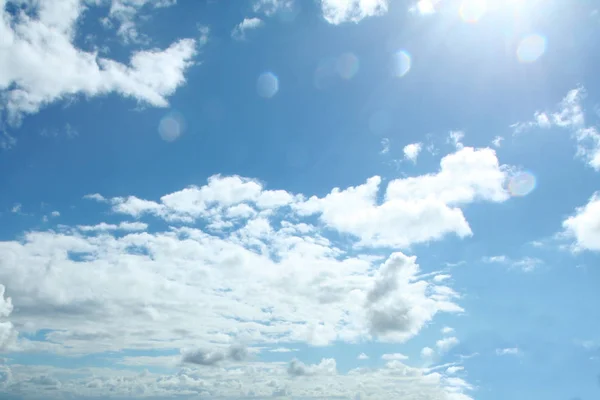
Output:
[
  {"left": 380, "top": 138, "right": 390, "bottom": 154},
  {"left": 381, "top": 353, "right": 408, "bottom": 360},
  {"left": 421, "top": 347, "right": 434, "bottom": 359},
  {"left": 562, "top": 192, "right": 600, "bottom": 251},
  {"left": 287, "top": 358, "right": 337, "bottom": 377},
  {"left": 433, "top": 275, "right": 451, "bottom": 283},
  {"left": 320, "top": 0, "right": 389, "bottom": 24},
  {"left": 181, "top": 344, "right": 248, "bottom": 366},
  {"left": 231, "top": 18, "right": 264, "bottom": 40},
  {"left": 446, "top": 366, "right": 464, "bottom": 374},
  {"left": 492, "top": 136, "right": 504, "bottom": 147},
  {"left": 403, "top": 142, "right": 422, "bottom": 163},
  {"left": 496, "top": 348, "right": 520, "bottom": 356},
  {"left": 10, "top": 204, "right": 22, "bottom": 214},
  {"left": 50, "top": 211, "right": 60, "bottom": 218},
  {"left": 448, "top": 131, "right": 464, "bottom": 149},
  {"left": 441, "top": 326, "right": 454, "bottom": 334},
  {"left": 436, "top": 337, "right": 459, "bottom": 353},
  {"left": 357, "top": 353, "right": 369, "bottom": 360},
  {"left": 269, "top": 347, "right": 298, "bottom": 353}
]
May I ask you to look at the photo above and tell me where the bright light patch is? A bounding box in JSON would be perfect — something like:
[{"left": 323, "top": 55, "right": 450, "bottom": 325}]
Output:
[
  {"left": 459, "top": 0, "right": 487, "bottom": 23},
  {"left": 158, "top": 112, "right": 186, "bottom": 142},
  {"left": 517, "top": 34, "right": 547, "bottom": 63},
  {"left": 393, "top": 50, "right": 412, "bottom": 77},
  {"left": 257, "top": 72, "right": 279, "bottom": 98},
  {"left": 416, "top": 0, "right": 436, "bottom": 14},
  {"left": 336, "top": 53, "right": 360, "bottom": 80},
  {"left": 508, "top": 171, "right": 536, "bottom": 197}
]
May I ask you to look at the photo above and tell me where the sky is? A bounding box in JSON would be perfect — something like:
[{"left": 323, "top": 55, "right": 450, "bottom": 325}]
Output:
[{"left": 0, "top": 0, "right": 599, "bottom": 399}]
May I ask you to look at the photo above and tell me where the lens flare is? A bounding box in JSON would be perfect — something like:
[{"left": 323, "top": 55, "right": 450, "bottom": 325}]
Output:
[
  {"left": 336, "top": 53, "right": 360, "bottom": 80},
  {"left": 516, "top": 34, "right": 547, "bottom": 63},
  {"left": 158, "top": 112, "right": 185, "bottom": 142},
  {"left": 257, "top": 72, "right": 279, "bottom": 98},
  {"left": 393, "top": 50, "right": 411, "bottom": 77},
  {"left": 508, "top": 171, "right": 536, "bottom": 197},
  {"left": 459, "top": 0, "right": 487, "bottom": 23}
]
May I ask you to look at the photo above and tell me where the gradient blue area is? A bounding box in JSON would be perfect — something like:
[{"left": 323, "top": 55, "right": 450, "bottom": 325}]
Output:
[{"left": 1, "top": 1, "right": 600, "bottom": 399}]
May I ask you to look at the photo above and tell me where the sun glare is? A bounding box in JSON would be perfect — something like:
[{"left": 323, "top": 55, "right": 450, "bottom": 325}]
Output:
[{"left": 459, "top": 0, "right": 487, "bottom": 23}]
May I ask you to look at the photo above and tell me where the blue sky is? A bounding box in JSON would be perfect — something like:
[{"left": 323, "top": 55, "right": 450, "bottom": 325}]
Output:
[{"left": 0, "top": 0, "right": 600, "bottom": 399}]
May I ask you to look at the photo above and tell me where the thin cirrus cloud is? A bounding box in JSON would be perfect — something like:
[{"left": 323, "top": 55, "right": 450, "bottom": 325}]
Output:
[{"left": 231, "top": 17, "right": 264, "bottom": 40}]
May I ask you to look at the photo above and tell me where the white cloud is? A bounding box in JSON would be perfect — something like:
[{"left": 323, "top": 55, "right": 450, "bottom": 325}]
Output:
[
  {"left": 10, "top": 204, "right": 21, "bottom": 214},
  {"left": 0, "top": 285, "right": 16, "bottom": 351},
  {"left": 320, "top": 0, "right": 389, "bottom": 24},
  {"left": 562, "top": 192, "right": 600, "bottom": 251},
  {"left": 181, "top": 344, "right": 248, "bottom": 366},
  {"left": 483, "top": 255, "right": 542, "bottom": 272},
  {"left": 448, "top": 131, "right": 464, "bottom": 149},
  {"left": 50, "top": 211, "right": 60, "bottom": 218},
  {"left": 421, "top": 347, "right": 434, "bottom": 359},
  {"left": 403, "top": 142, "right": 422, "bottom": 163},
  {"left": 381, "top": 353, "right": 408, "bottom": 360},
  {"left": 357, "top": 352, "right": 369, "bottom": 360},
  {"left": 287, "top": 358, "right": 337, "bottom": 376},
  {"left": 78, "top": 221, "right": 148, "bottom": 232},
  {"left": 446, "top": 366, "right": 464, "bottom": 374},
  {"left": 441, "top": 326, "right": 454, "bottom": 334},
  {"left": 410, "top": 0, "right": 440, "bottom": 15},
  {"left": 433, "top": 274, "right": 451, "bottom": 283},
  {"left": 104, "top": 0, "right": 178, "bottom": 44},
  {"left": 231, "top": 18, "right": 264, "bottom": 41},
  {"left": 513, "top": 87, "right": 600, "bottom": 170},
  {"left": 268, "top": 347, "right": 298, "bottom": 353},
  {"left": 253, "top": 0, "right": 295, "bottom": 16},
  {"left": 496, "top": 348, "right": 520, "bottom": 356},
  {"left": 492, "top": 136, "right": 503, "bottom": 147},
  {"left": 0, "top": 0, "right": 197, "bottom": 127},
  {"left": 380, "top": 137, "right": 390, "bottom": 154},
  {"left": 295, "top": 147, "right": 510, "bottom": 248},
  {"left": 436, "top": 337, "right": 459, "bottom": 353}
]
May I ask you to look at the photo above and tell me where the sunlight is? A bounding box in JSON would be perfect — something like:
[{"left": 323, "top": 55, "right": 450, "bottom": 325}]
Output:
[{"left": 459, "top": 0, "right": 487, "bottom": 23}]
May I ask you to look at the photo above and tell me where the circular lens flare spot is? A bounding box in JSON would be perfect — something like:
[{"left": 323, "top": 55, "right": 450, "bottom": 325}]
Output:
[
  {"left": 517, "top": 34, "right": 547, "bottom": 63},
  {"left": 257, "top": 72, "right": 279, "bottom": 98},
  {"left": 508, "top": 171, "right": 536, "bottom": 197},
  {"left": 158, "top": 112, "right": 185, "bottom": 142},
  {"left": 393, "top": 50, "right": 411, "bottom": 77},
  {"left": 460, "top": 0, "right": 487, "bottom": 23},
  {"left": 336, "top": 53, "right": 360, "bottom": 80}
]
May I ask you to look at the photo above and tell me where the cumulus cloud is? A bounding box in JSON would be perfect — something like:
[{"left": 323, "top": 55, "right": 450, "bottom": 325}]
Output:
[
  {"left": 104, "top": 0, "right": 177, "bottom": 43},
  {"left": 562, "top": 192, "right": 600, "bottom": 251},
  {"left": 320, "top": 0, "right": 389, "bottom": 24},
  {"left": 287, "top": 358, "right": 337, "bottom": 376},
  {"left": 403, "top": 142, "right": 422, "bottom": 163},
  {"left": 357, "top": 352, "right": 369, "bottom": 360},
  {"left": 0, "top": 285, "right": 16, "bottom": 351},
  {"left": 253, "top": 0, "right": 295, "bottom": 16},
  {"left": 295, "top": 147, "right": 509, "bottom": 248},
  {"left": 365, "top": 253, "right": 462, "bottom": 341},
  {"left": 231, "top": 18, "right": 264, "bottom": 40},
  {"left": 181, "top": 344, "right": 248, "bottom": 366},
  {"left": 0, "top": 0, "right": 197, "bottom": 127},
  {"left": 436, "top": 337, "right": 459, "bottom": 353}
]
